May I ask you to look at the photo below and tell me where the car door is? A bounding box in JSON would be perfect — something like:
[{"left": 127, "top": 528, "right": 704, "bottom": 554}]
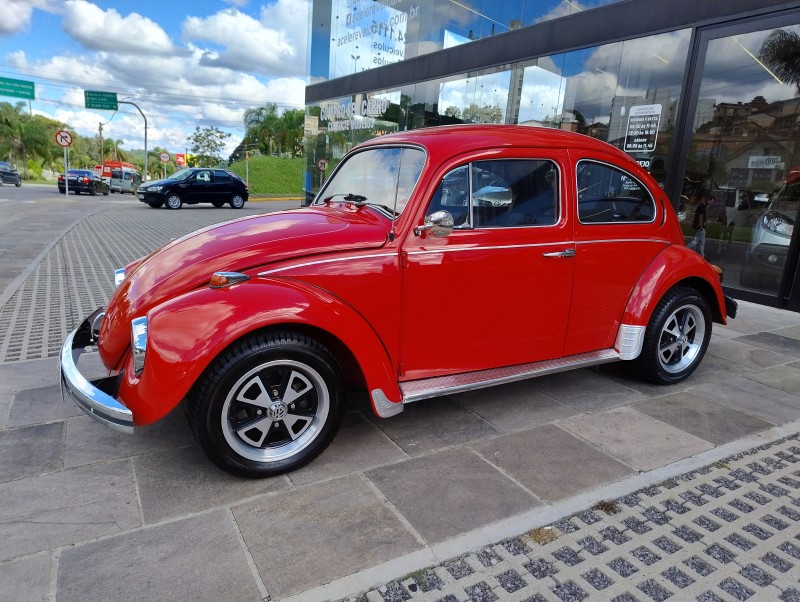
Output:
[
  {"left": 564, "top": 153, "right": 669, "bottom": 356},
  {"left": 400, "top": 152, "right": 574, "bottom": 381},
  {"left": 187, "top": 170, "right": 213, "bottom": 203},
  {"left": 211, "top": 170, "right": 233, "bottom": 201}
]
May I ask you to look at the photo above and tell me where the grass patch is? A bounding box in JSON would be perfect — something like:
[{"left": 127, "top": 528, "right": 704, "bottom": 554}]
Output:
[
  {"left": 228, "top": 155, "right": 304, "bottom": 195},
  {"left": 593, "top": 500, "right": 621, "bottom": 515},
  {"left": 527, "top": 526, "right": 559, "bottom": 545}
]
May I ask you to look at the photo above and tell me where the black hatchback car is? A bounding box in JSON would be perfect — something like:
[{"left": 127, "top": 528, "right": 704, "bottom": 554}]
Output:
[
  {"left": 0, "top": 161, "right": 21, "bottom": 186},
  {"left": 137, "top": 167, "right": 249, "bottom": 210},
  {"left": 58, "top": 169, "right": 110, "bottom": 195}
]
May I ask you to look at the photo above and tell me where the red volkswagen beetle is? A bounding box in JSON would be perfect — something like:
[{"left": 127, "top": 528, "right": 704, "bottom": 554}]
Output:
[{"left": 61, "top": 125, "right": 736, "bottom": 477}]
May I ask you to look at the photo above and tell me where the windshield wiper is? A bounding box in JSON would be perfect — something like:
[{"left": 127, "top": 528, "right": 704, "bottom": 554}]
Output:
[{"left": 322, "top": 193, "right": 367, "bottom": 204}]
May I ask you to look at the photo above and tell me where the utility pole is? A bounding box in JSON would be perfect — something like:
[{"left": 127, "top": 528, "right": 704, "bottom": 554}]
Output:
[
  {"left": 98, "top": 122, "right": 103, "bottom": 168},
  {"left": 118, "top": 100, "right": 147, "bottom": 182}
]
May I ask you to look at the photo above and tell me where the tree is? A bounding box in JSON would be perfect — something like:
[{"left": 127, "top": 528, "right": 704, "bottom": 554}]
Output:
[
  {"left": 187, "top": 125, "right": 231, "bottom": 167},
  {"left": 243, "top": 103, "right": 279, "bottom": 156},
  {"left": 759, "top": 29, "right": 800, "bottom": 93}
]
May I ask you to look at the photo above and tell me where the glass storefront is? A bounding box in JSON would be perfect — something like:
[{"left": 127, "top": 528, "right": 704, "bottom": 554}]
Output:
[
  {"left": 304, "top": 0, "right": 800, "bottom": 308},
  {"left": 678, "top": 25, "right": 800, "bottom": 299},
  {"left": 310, "top": 0, "right": 624, "bottom": 81}
]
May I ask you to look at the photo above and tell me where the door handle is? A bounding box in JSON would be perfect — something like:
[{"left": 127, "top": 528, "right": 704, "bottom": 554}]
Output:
[{"left": 542, "top": 249, "right": 576, "bottom": 258}]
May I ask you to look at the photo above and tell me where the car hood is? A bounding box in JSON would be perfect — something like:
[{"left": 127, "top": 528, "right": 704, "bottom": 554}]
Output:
[
  {"left": 140, "top": 177, "right": 174, "bottom": 189},
  {"left": 99, "top": 207, "right": 389, "bottom": 363}
]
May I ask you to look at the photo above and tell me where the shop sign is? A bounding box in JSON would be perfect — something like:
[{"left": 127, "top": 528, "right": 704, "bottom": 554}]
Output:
[
  {"left": 748, "top": 156, "right": 783, "bottom": 169},
  {"left": 624, "top": 104, "right": 662, "bottom": 153},
  {"left": 321, "top": 97, "right": 390, "bottom": 132}
]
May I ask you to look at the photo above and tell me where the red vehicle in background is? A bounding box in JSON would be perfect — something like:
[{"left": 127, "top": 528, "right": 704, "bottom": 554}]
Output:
[
  {"left": 61, "top": 125, "right": 736, "bottom": 477},
  {"left": 101, "top": 160, "right": 138, "bottom": 184}
]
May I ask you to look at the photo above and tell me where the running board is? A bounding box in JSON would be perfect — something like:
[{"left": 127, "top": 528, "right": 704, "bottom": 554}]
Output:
[{"left": 400, "top": 349, "right": 620, "bottom": 404}]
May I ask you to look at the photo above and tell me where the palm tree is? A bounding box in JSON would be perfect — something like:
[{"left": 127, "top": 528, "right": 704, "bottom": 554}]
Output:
[
  {"left": 759, "top": 29, "right": 800, "bottom": 93},
  {"left": 243, "top": 104, "right": 279, "bottom": 156}
]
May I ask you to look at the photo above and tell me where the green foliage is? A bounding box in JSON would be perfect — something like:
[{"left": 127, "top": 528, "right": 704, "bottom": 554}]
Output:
[
  {"left": 227, "top": 154, "right": 303, "bottom": 195},
  {"left": 187, "top": 125, "right": 231, "bottom": 167},
  {"left": 240, "top": 104, "right": 305, "bottom": 160}
]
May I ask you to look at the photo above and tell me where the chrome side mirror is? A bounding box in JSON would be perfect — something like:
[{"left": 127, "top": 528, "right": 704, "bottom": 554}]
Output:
[{"left": 414, "top": 210, "right": 454, "bottom": 237}]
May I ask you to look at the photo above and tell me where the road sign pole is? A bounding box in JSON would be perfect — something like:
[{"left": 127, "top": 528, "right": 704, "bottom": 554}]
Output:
[{"left": 64, "top": 146, "right": 68, "bottom": 196}]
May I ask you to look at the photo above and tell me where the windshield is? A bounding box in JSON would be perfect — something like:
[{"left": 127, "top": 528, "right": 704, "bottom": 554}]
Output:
[
  {"left": 315, "top": 147, "right": 426, "bottom": 216},
  {"left": 169, "top": 168, "right": 194, "bottom": 181}
]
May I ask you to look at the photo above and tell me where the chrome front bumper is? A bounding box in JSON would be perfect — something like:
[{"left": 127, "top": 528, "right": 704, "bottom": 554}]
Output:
[{"left": 60, "top": 310, "right": 134, "bottom": 433}]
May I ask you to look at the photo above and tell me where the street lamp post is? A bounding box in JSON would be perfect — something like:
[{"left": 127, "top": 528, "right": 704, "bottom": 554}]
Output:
[
  {"left": 351, "top": 54, "right": 360, "bottom": 73},
  {"left": 119, "top": 100, "right": 147, "bottom": 182}
]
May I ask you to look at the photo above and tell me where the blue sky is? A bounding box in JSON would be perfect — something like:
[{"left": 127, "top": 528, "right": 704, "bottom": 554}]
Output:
[{"left": 0, "top": 0, "right": 310, "bottom": 156}]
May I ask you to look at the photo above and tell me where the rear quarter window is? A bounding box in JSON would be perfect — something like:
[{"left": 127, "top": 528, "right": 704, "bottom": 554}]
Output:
[{"left": 577, "top": 160, "right": 655, "bottom": 224}]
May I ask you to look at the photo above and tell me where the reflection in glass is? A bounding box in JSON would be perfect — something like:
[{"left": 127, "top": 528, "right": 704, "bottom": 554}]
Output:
[{"left": 680, "top": 25, "right": 800, "bottom": 297}]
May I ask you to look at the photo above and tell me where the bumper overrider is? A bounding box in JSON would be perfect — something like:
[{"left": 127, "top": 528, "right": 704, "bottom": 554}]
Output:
[{"left": 60, "top": 308, "right": 134, "bottom": 433}]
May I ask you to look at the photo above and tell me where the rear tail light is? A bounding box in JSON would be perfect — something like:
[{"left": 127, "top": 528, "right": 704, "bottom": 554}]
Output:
[{"left": 58, "top": 175, "right": 64, "bottom": 181}]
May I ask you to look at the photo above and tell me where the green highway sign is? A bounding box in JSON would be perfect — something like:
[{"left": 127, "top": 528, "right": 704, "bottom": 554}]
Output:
[
  {"left": 0, "top": 76, "right": 35, "bottom": 100},
  {"left": 84, "top": 90, "right": 118, "bottom": 110}
]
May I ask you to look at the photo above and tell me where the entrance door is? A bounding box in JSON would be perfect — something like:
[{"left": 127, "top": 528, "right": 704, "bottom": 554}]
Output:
[{"left": 675, "top": 17, "right": 800, "bottom": 306}]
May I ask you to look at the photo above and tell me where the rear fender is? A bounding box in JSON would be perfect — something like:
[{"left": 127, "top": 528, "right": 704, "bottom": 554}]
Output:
[
  {"left": 622, "top": 245, "right": 728, "bottom": 329},
  {"left": 118, "top": 278, "right": 401, "bottom": 425}
]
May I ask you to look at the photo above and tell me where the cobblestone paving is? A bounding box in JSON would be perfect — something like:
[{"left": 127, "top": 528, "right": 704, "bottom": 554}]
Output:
[
  {"left": 345, "top": 435, "right": 800, "bottom": 602},
  {"left": 0, "top": 205, "right": 269, "bottom": 363}
]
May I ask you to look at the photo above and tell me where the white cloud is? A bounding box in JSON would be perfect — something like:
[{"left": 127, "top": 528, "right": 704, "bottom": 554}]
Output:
[
  {"left": 0, "top": 0, "right": 58, "bottom": 36},
  {"left": 183, "top": 0, "right": 309, "bottom": 78},
  {"left": 62, "top": 0, "right": 176, "bottom": 56}
]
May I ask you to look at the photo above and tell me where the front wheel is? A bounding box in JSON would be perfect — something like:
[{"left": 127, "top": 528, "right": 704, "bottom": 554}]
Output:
[
  {"left": 188, "top": 332, "right": 345, "bottom": 477},
  {"left": 165, "top": 193, "right": 182, "bottom": 210},
  {"left": 633, "top": 286, "right": 711, "bottom": 385},
  {"left": 230, "top": 194, "right": 245, "bottom": 209}
]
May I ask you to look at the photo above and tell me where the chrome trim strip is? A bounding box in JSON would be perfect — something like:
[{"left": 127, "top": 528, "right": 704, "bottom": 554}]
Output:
[
  {"left": 60, "top": 321, "right": 134, "bottom": 433},
  {"left": 257, "top": 253, "right": 397, "bottom": 276},
  {"left": 577, "top": 238, "right": 671, "bottom": 245},
  {"left": 615, "top": 324, "right": 646, "bottom": 360},
  {"left": 371, "top": 389, "right": 404, "bottom": 418},
  {"left": 406, "top": 241, "right": 573, "bottom": 255},
  {"left": 400, "top": 349, "right": 620, "bottom": 404}
]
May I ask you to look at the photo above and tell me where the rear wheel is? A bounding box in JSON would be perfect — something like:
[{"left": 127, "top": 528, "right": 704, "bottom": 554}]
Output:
[
  {"left": 633, "top": 286, "right": 711, "bottom": 384},
  {"left": 230, "top": 194, "right": 245, "bottom": 209},
  {"left": 90, "top": 185, "right": 97, "bottom": 196},
  {"left": 147, "top": 201, "right": 163, "bottom": 208},
  {"left": 165, "top": 193, "right": 182, "bottom": 210},
  {"left": 188, "top": 332, "right": 345, "bottom": 477}
]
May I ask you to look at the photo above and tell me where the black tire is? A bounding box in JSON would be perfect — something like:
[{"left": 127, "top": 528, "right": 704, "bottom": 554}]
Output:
[
  {"left": 188, "top": 331, "right": 345, "bottom": 477},
  {"left": 633, "top": 286, "right": 711, "bottom": 385},
  {"left": 147, "top": 201, "right": 163, "bottom": 208},
  {"left": 230, "top": 194, "right": 246, "bottom": 209},
  {"left": 15, "top": 181, "right": 21, "bottom": 187},
  {"left": 212, "top": 201, "right": 225, "bottom": 208},
  {"left": 103, "top": 188, "right": 109, "bottom": 196},
  {"left": 90, "top": 185, "right": 97, "bottom": 196},
  {"left": 165, "top": 193, "right": 182, "bottom": 210}
]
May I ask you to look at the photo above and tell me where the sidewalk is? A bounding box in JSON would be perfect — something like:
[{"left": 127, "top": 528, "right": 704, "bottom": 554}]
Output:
[{"left": 1, "top": 202, "right": 800, "bottom": 601}]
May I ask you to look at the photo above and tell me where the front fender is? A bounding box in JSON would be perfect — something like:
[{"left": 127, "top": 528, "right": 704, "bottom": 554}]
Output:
[
  {"left": 118, "top": 278, "right": 401, "bottom": 425},
  {"left": 622, "top": 245, "right": 728, "bottom": 328}
]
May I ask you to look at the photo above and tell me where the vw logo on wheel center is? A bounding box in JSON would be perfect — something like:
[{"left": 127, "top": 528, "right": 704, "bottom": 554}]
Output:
[{"left": 267, "top": 402, "right": 288, "bottom": 421}]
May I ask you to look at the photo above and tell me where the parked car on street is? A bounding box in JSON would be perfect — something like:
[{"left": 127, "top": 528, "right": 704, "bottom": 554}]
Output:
[
  {"left": 61, "top": 125, "right": 736, "bottom": 477},
  {"left": 109, "top": 167, "right": 141, "bottom": 194},
  {"left": 137, "top": 167, "right": 248, "bottom": 209},
  {"left": 0, "top": 161, "right": 21, "bottom": 186},
  {"left": 58, "top": 169, "right": 110, "bottom": 196}
]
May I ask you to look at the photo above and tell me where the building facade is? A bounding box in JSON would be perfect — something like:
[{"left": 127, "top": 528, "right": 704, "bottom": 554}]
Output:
[{"left": 305, "top": 0, "right": 800, "bottom": 309}]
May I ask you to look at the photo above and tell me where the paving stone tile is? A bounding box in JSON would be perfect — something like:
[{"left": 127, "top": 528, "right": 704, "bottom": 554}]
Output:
[
  {"left": 737, "top": 332, "right": 800, "bottom": 358},
  {"left": 633, "top": 392, "right": 774, "bottom": 445},
  {"left": 471, "top": 424, "right": 634, "bottom": 502},
  {"left": 0, "top": 553, "right": 51, "bottom": 602},
  {"left": 64, "top": 411, "right": 194, "bottom": 469},
  {"left": 451, "top": 379, "right": 579, "bottom": 432},
  {"left": 531, "top": 369, "right": 646, "bottom": 411},
  {"left": 234, "top": 475, "right": 421, "bottom": 599},
  {"left": 690, "top": 378, "right": 800, "bottom": 424},
  {"left": 7, "top": 384, "right": 84, "bottom": 427},
  {"left": 0, "top": 461, "right": 140, "bottom": 561},
  {"left": 368, "top": 397, "right": 497, "bottom": 455},
  {"left": 0, "top": 422, "right": 63, "bottom": 482},
  {"left": 0, "top": 357, "right": 58, "bottom": 397},
  {"left": 707, "top": 337, "right": 795, "bottom": 369},
  {"left": 290, "top": 412, "right": 407, "bottom": 485},
  {"left": 134, "top": 444, "right": 289, "bottom": 523},
  {"left": 560, "top": 406, "right": 713, "bottom": 471},
  {"left": 367, "top": 448, "right": 537, "bottom": 543},
  {"left": 718, "top": 576, "right": 756, "bottom": 600},
  {"left": 57, "top": 511, "right": 259, "bottom": 602}
]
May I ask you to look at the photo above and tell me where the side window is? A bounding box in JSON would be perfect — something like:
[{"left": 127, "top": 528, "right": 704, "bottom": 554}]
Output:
[
  {"left": 577, "top": 160, "right": 655, "bottom": 224},
  {"left": 214, "top": 171, "right": 231, "bottom": 183},
  {"left": 197, "top": 170, "right": 212, "bottom": 183},
  {"left": 473, "top": 159, "right": 558, "bottom": 228},
  {"left": 425, "top": 165, "right": 470, "bottom": 227}
]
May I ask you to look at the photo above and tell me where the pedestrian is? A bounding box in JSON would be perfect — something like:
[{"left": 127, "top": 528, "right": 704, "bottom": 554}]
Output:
[{"left": 687, "top": 191, "right": 708, "bottom": 256}]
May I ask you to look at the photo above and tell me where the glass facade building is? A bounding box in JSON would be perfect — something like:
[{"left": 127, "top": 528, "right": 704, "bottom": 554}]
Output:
[{"left": 305, "top": 0, "right": 800, "bottom": 310}]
